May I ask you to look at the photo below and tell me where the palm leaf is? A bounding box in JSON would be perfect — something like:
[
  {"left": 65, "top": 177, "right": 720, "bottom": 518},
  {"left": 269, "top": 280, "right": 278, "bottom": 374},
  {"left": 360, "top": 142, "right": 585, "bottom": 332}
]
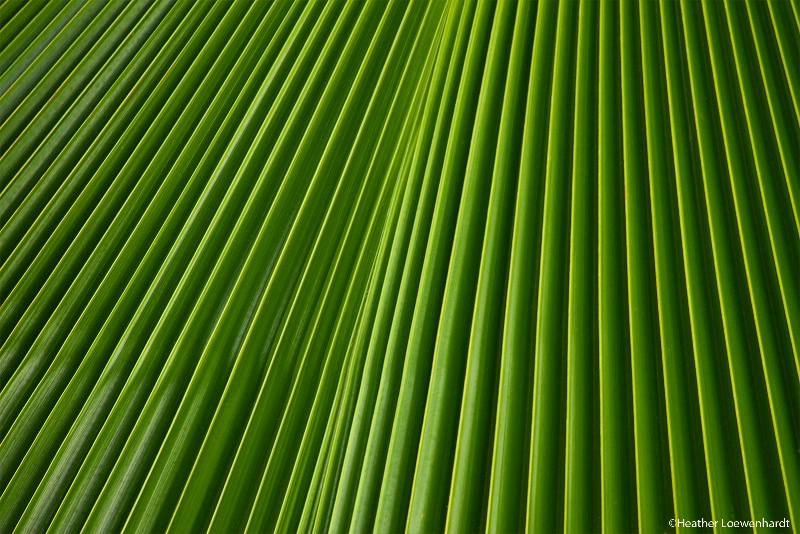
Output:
[{"left": 0, "top": 0, "right": 798, "bottom": 532}]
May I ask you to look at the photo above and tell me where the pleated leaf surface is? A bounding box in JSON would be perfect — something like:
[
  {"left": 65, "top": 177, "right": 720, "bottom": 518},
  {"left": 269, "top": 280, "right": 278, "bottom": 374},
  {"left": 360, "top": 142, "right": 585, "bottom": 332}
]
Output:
[{"left": 0, "top": 0, "right": 799, "bottom": 532}]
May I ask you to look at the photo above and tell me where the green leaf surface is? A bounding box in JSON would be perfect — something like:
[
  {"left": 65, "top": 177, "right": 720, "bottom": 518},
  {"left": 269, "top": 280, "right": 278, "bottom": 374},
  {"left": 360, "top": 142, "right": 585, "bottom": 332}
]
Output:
[{"left": 1, "top": 1, "right": 798, "bottom": 532}]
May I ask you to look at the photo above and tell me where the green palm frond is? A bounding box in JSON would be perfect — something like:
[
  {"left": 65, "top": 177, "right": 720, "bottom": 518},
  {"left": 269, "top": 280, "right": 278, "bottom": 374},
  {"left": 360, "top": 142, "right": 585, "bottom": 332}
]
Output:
[{"left": 0, "top": 0, "right": 798, "bottom": 532}]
